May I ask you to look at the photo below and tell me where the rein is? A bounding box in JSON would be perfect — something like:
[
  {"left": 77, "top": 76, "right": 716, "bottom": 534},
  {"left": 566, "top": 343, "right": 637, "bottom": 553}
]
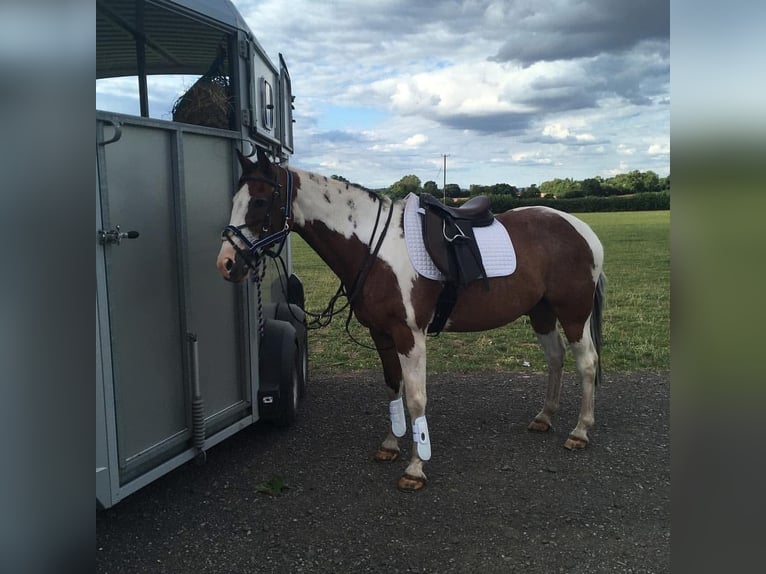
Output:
[
  {"left": 339, "top": 197, "right": 395, "bottom": 349},
  {"left": 271, "top": 196, "right": 395, "bottom": 350},
  {"left": 347, "top": 197, "right": 394, "bottom": 308}
]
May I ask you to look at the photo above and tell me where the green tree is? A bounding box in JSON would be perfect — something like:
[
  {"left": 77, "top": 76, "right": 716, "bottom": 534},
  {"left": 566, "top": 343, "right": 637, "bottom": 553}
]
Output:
[
  {"left": 605, "top": 173, "right": 632, "bottom": 195},
  {"left": 444, "top": 183, "right": 463, "bottom": 198},
  {"left": 423, "top": 180, "right": 438, "bottom": 194},
  {"left": 641, "top": 170, "right": 661, "bottom": 192},
  {"left": 581, "top": 177, "right": 603, "bottom": 196},
  {"left": 388, "top": 174, "right": 421, "bottom": 199},
  {"left": 626, "top": 170, "right": 646, "bottom": 193},
  {"left": 519, "top": 184, "right": 540, "bottom": 198},
  {"left": 540, "top": 178, "right": 579, "bottom": 198},
  {"left": 492, "top": 183, "right": 518, "bottom": 196}
]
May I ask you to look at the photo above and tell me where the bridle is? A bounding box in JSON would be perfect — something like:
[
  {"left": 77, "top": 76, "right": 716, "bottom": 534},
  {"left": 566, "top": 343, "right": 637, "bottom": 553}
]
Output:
[
  {"left": 220, "top": 165, "right": 294, "bottom": 336},
  {"left": 220, "top": 164, "right": 395, "bottom": 350},
  {"left": 221, "top": 168, "right": 294, "bottom": 268}
]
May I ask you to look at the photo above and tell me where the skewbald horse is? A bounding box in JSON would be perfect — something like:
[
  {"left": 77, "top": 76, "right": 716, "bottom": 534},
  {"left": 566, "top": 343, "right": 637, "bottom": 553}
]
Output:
[{"left": 217, "top": 149, "right": 606, "bottom": 492}]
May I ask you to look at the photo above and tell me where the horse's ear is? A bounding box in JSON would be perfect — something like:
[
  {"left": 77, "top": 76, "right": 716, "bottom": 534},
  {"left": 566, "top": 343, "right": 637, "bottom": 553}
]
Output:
[
  {"left": 236, "top": 148, "right": 254, "bottom": 173},
  {"left": 256, "top": 147, "right": 272, "bottom": 173}
]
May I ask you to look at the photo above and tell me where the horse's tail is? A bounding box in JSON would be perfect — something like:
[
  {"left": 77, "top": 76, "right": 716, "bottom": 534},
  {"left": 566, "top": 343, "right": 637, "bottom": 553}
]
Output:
[{"left": 591, "top": 272, "right": 607, "bottom": 386}]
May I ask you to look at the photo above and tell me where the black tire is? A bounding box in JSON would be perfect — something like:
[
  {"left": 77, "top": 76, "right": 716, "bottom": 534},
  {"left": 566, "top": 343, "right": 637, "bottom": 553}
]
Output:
[
  {"left": 275, "top": 304, "right": 308, "bottom": 398},
  {"left": 277, "top": 343, "right": 301, "bottom": 428},
  {"left": 258, "top": 319, "right": 300, "bottom": 427}
]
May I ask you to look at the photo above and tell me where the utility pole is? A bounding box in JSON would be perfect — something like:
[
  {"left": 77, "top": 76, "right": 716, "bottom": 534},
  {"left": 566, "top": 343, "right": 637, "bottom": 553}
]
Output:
[{"left": 442, "top": 154, "right": 450, "bottom": 202}]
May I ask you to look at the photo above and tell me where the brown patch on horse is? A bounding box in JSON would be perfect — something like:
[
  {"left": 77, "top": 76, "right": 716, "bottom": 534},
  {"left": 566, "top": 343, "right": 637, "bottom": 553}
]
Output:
[
  {"left": 410, "top": 276, "right": 444, "bottom": 331},
  {"left": 369, "top": 329, "right": 403, "bottom": 393},
  {"left": 359, "top": 260, "right": 418, "bottom": 356},
  {"left": 236, "top": 148, "right": 254, "bottom": 172},
  {"left": 295, "top": 221, "right": 415, "bottom": 357},
  {"left": 443, "top": 208, "right": 597, "bottom": 341}
]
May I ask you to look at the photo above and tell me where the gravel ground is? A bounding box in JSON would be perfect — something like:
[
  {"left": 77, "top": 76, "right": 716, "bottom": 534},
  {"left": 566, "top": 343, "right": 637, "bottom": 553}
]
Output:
[{"left": 97, "top": 370, "right": 670, "bottom": 574}]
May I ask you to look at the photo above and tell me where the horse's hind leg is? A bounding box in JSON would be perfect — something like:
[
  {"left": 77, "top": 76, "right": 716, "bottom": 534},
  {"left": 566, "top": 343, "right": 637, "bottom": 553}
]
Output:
[
  {"left": 369, "top": 329, "right": 405, "bottom": 462},
  {"left": 562, "top": 317, "right": 599, "bottom": 450},
  {"left": 527, "top": 304, "right": 566, "bottom": 433}
]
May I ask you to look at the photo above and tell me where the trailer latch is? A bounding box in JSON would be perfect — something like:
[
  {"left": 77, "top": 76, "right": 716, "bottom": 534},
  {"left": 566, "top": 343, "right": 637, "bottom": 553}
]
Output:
[{"left": 99, "top": 225, "right": 140, "bottom": 246}]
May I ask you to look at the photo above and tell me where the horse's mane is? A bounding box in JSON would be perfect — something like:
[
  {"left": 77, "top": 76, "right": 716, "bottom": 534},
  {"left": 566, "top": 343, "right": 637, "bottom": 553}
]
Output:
[{"left": 291, "top": 167, "right": 385, "bottom": 203}]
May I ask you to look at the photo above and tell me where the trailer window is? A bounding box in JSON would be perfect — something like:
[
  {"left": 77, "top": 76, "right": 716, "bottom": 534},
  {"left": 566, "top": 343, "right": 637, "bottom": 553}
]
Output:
[
  {"left": 261, "top": 77, "right": 274, "bottom": 130},
  {"left": 96, "top": 0, "right": 237, "bottom": 129},
  {"left": 96, "top": 75, "right": 201, "bottom": 121}
]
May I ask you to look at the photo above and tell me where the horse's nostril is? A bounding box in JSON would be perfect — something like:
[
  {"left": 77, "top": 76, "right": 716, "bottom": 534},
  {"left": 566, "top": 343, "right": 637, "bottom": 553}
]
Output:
[{"left": 225, "top": 259, "right": 233, "bottom": 271}]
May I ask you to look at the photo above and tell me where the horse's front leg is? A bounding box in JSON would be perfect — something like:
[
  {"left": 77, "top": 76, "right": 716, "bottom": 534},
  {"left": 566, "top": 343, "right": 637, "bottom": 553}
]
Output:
[
  {"left": 369, "top": 329, "right": 406, "bottom": 462},
  {"left": 394, "top": 328, "right": 429, "bottom": 492}
]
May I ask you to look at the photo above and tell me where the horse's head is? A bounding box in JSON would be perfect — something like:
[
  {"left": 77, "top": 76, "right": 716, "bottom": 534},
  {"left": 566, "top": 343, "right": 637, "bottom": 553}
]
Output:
[{"left": 216, "top": 147, "right": 288, "bottom": 282}]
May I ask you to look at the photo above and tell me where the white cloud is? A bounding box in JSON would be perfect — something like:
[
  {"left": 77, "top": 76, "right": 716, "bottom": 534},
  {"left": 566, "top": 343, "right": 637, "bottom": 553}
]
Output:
[
  {"left": 608, "top": 161, "right": 631, "bottom": 176},
  {"left": 405, "top": 133, "right": 428, "bottom": 147},
  {"left": 617, "top": 144, "right": 636, "bottom": 155},
  {"left": 370, "top": 133, "right": 429, "bottom": 152},
  {"left": 96, "top": 0, "right": 670, "bottom": 187},
  {"left": 352, "top": 59, "right": 591, "bottom": 124},
  {"left": 510, "top": 151, "right": 553, "bottom": 165},
  {"left": 542, "top": 123, "right": 571, "bottom": 139}
]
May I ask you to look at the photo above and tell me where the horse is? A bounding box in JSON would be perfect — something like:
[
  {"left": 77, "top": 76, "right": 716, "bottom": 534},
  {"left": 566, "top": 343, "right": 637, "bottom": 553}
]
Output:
[{"left": 217, "top": 148, "right": 606, "bottom": 492}]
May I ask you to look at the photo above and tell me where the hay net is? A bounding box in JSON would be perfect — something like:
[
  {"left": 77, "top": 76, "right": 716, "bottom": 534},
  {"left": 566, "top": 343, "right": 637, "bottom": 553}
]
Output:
[{"left": 172, "top": 46, "right": 233, "bottom": 129}]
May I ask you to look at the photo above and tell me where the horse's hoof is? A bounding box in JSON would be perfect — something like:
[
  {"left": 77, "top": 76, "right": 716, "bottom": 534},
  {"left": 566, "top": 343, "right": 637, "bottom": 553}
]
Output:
[
  {"left": 528, "top": 420, "right": 551, "bottom": 433},
  {"left": 397, "top": 473, "right": 426, "bottom": 492},
  {"left": 373, "top": 447, "right": 399, "bottom": 462},
  {"left": 564, "top": 435, "right": 588, "bottom": 450}
]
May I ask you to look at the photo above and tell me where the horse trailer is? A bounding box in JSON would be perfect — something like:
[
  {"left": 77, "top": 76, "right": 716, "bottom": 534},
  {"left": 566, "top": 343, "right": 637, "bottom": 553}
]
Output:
[{"left": 97, "top": 0, "right": 306, "bottom": 509}]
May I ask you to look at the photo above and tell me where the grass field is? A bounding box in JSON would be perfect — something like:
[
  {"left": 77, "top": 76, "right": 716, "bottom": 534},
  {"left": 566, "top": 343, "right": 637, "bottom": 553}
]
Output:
[{"left": 291, "top": 210, "right": 670, "bottom": 375}]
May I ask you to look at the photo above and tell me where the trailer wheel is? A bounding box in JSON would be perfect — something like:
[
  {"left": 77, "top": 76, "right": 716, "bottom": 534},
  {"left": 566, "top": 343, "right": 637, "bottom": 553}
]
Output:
[
  {"left": 277, "top": 343, "right": 301, "bottom": 428},
  {"left": 258, "top": 319, "right": 300, "bottom": 427},
  {"left": 274, "top": 304, "right": 308, "bottom": 398}
]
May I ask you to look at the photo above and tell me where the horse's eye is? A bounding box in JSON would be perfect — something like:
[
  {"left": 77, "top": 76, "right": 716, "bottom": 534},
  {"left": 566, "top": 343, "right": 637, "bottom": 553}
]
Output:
[{"left": 251, "top": 198, "right": 268, "bottom": 209}]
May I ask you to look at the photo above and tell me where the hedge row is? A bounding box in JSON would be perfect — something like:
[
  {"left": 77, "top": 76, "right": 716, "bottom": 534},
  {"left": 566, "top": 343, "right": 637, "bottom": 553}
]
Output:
[{"left": 488, "top": 191, "right": 670, "bottom": 213}]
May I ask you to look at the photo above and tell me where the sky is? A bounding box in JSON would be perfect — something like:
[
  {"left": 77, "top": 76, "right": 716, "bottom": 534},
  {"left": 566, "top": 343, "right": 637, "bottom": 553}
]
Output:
[{"left": 97, "top": 0, "right": 669, "bottom": 189}]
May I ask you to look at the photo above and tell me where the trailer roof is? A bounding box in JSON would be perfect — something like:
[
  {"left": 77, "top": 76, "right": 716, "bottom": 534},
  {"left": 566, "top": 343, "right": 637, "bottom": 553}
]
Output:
[{"left": 97, "top": 0, "right": 253, "bottom": 79}]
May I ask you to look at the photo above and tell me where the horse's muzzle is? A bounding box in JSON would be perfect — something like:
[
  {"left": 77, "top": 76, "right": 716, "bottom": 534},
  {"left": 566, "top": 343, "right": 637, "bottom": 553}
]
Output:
[{"left": 223, "top": 253, "right": 249, "bottom": 282}]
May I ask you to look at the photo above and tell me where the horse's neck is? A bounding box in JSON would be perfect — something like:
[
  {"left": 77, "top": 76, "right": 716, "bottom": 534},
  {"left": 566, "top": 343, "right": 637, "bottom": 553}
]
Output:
[{"left": 290, "top": 169, "right": 385, "bottom": 287}]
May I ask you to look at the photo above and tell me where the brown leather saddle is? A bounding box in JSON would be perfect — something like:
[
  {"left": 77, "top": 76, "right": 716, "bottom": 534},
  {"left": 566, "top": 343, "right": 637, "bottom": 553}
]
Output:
[
  {"left": 419, "top": 193, "right": 494, "bottom": 287},
  {"left": 418, "top": 193, "right": 495, "bottom": 334}
]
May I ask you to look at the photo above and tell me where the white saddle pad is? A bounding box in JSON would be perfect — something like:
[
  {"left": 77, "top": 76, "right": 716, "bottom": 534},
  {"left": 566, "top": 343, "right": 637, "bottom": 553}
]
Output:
[{"left": 403, "top": 193, "right": 516, "bottom": 281}]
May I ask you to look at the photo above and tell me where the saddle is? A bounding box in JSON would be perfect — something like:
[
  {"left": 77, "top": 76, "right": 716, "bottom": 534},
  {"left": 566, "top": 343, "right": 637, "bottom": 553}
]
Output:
[
  {"left": 418, "top": 193, "right": 495, "bottom": 334},
  {"left": 419, "top": 193, "right": 494, "bottom": 287}
]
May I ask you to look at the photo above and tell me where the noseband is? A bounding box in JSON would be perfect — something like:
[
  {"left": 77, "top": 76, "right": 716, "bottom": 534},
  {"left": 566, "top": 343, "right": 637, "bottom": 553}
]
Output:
[{"left": 222, "top": 168, "right": 294, "bottom": 268}]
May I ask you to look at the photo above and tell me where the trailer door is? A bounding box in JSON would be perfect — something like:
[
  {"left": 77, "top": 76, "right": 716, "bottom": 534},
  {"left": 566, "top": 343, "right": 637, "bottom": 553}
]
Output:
[
  {"left": 97, "top": 115, "right": 256, "bottom": 497},
  {"left": 279, "top": 54, "right": 294, "bottom": 154}
]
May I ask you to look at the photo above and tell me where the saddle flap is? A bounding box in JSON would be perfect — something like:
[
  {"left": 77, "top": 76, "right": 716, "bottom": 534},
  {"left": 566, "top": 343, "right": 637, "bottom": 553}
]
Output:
[
  {"left": 421, "top": 205, "right": 488, "bottom": 287},
  {"left": 422, "top": 208, "right": 452, "bottom": 277}
]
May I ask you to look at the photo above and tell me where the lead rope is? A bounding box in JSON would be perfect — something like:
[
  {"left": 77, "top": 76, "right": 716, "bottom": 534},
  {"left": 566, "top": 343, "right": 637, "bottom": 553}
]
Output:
[{"left": 251, "top": 255, "right": 268, "bottom": 336}]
